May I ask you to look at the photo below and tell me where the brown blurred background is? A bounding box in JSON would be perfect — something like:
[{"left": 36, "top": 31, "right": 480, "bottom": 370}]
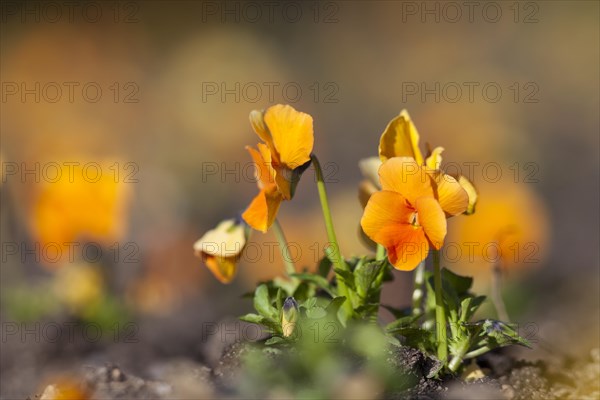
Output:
[{"left": 1, "top": 0, "right": 598, "bottom": 396}]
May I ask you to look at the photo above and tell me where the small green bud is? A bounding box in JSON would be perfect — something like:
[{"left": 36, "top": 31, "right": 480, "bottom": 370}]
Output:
[{"left": 281, "top": 297, "right": 299, "bottom": 337}]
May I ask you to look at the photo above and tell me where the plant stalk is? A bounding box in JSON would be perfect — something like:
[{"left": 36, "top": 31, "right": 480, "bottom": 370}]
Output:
[
  {"left": 376, "top": 244, "right": 386, "bottom": 261},
  {"left": 433, "top": 249, "right": 448, "bottom": 363},
  {"left": 491, "top": 260, "right": 509, "bottom": 322},
  {"left": 272, "top": 218, "right": 297, "bottom": 277},
  {"left": 311, "top": 154, "right": 353, "bottom": 319},
  {"left": 412, "top": 260, "right": 426, "bottom": 316}
]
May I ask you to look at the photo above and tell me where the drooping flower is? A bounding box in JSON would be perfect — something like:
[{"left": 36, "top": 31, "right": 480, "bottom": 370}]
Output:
[
  {"left": 359, "top": 110, "right": 477, "bottom": 214},
  {"left": 243, "top": 104, "right": 314, "bottom": 232},
  {"left": 360, "top": 158, "right": 468, "bottom": 270},
  {"left": 194, "top": 218, "right": 249, "bottom": 283}
]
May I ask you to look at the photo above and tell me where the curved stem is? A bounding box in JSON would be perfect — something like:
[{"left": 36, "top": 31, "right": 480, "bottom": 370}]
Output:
[
  {"left": 272, "top": 218, "right": 296, "bottom": 277},
  {"left": 433, "top": 249, "right": 448, "bottom": 363},
  {"left": 311, "top": 154, "right": 353, "bottom": 319}
]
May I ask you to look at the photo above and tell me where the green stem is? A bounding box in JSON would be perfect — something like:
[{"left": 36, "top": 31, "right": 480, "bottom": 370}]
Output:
[
  {"left": 412, "top": 260, "right": 426, "bottom": 316},
  {"left": 311, "top": 154, "right": 353, "bottom": 319},
  {"left": 433, "top": 249, "right": 448, "bottom": 363},
  {"left": 376, "top": 244, "right": 386, "bottom": 261},
  {"left": 464, "top": 346, "right": 492, "bottom": 360},
  {"left": 272, "top": 218, "right": 296, "bottom": 277},
  {"left": 491, "top": 260, "right": 509, "bottom": 322}
]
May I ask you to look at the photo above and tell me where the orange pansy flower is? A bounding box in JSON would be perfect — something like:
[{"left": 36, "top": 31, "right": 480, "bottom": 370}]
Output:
[
  {"left": 376, "top": 109, "right": 478, "bottom": 214},
  {"left": 360, "top": 158, "right": 468, "bottom": 270},
  {"left": 243, "top": 104, "right": 314, "bottom": 232}
]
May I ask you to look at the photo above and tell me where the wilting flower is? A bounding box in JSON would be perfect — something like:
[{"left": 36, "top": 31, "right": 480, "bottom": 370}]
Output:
[
  {"left": 361, "top": 158, "right": 468, "bottom": 270},
  {"left": 359, "top": 110, "right": 477, "bottom": 214},
  {"left": 281, "top": 296, "right": 299, "bottom": 337},
  {"left": 194, "top": 218, "right": 249, "bottom": 283},
  {"left": 243, "top": 104, "right": 314, "bottom": 232}
]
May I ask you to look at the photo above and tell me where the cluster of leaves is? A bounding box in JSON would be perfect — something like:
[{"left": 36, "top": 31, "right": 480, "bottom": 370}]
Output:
[
  {"left": 385, "top": 268, "right": 530, "bottom": 372},
  {"left": 240, "top": 251, "right": 529, "bottom": 375}
]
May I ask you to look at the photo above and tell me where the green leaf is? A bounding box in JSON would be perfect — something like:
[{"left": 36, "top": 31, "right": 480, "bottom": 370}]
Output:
[
  {"left": 275, "top": 288, "right": 284, "bottom": 313},
  {"left": 355, "top": 259, "right": 385, "bottom": 298},
  {"left": 317, "top": 257, "right": 332, "bottom": 278},
  {"left": 254, "top": 284, "right": 277, "bottom": 319},
  {"left": 473, "top": 319, "right": 532, "bottom": 350},
  {"left": 264, "top": 336, "right": 286, "bottom": 346},
  {"left": 290, "top": 273, "right": 334, "bottom": 297},
  {"left": 306, "top": 306, "right": 327, "bottom": 319},
  {"left": 460, "top": 295, "right": 486, "bottom": 323},
  {"left": 239, "top": 313, "right": 266, "bottom": 324},
  {"left": 302, "top": 297, "right": 317, "bottom": 309},
  {"left": 333, "top": 268, "right": 355, "bottom": 290},
  {"left": 442, "top": 268, "right": 473, "bottom": 295},
  {"left": 325, "top": 296, "right": 347, "bottom": 316},
  {"left": 385, "top": 315, "right": 420, "bottom": 332},
  {"left": 292, "top": 281, "right": 313, "bottom": 302}
]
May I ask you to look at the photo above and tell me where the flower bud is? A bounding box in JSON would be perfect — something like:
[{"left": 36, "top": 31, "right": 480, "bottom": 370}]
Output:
[{"left": 281, "top": 297, "right": 299, "bottom": 337}]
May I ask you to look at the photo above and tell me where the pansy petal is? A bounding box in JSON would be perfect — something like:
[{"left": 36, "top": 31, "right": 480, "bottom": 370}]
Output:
[
  {"left": 249, "top": 110, "right": 274, "bottom": 150},
  {"left": 425, "top": 146, "right": 444, "bottom": 170},
  {"left": 431, "top": 172, "right": 469, "bottom": 217},
  {"left": 242, "top": 188, "right": 283, "bottom": 233},
  {"left": 360, "top": 190, "right": 413, "bottom": 248},
  {"left": 264, "top": 104, "right": 314, "bottom": 169},
  {"left": 379, "top": 110, "right": 424, "bottom": 164},
  {"left": 246, "top": 145, "right": 276, "bottom": 190},
  {"left": 457, "top": 175, "right": 478, "bottom": 215},
  {"left": 193, "top": 219, "right": 247, "bottom": 258},
  {"left": 205, "top": 255, "right": 238, "bottom": 284},
  {"left": 387, "top": 228, "right": 430, "bottom": 271},
  {"left": 274, "top": 165, "right": 293, "bottom": 200},
  {"left": 379, "top": 157, "right": 434, "bottom": 204},
  {"left": 415, "top": 196, "right": 447, "bottom": 249}
]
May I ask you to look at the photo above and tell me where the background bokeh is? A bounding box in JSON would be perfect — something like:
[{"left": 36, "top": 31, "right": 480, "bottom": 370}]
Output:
[{"left": 1, "top": 1, "right": 598, "bottom": 397}]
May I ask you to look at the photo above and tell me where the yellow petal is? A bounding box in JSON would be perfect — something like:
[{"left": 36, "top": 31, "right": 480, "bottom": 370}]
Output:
[
  {"left": 387, "top": 228, "right": 430, "bottom": 271},
  {"left": 430, "top": 172, "right": 469, "bottom": 217},
  {"left": 361, "top": 190, "right": 413, "bottom": 248},
  {"left": 360, "top": 190, "right": 429, "bottom": 270},
  {"left": 264, "top": 104, "right": 314, "bottom": 169},
  {"left": 193, "top": 219, "right": 247, "bottom": 258},
  {"left": 242, "top": 188, "right": 283, "bottom": 232},
  {"left": 378, "top": 110, "right": 424, "bottom": 164},
  {"left": 425, "top": 146, "right": 444, "bottom": 170},
  {"left": 246, "top": 144, "right": 277, "bottom": 190},
  {"left": 415, "top": 196, "right": 447, "bottom": 249},
  {"left": 457, "top": 175, "right": 478, "bottom": 215},
  {"left": 274, "top": 165, "right": 293, "bottom": 200},
  {"left": 379, "top": 157, "right": 434, "bottom": 205},
  {"left": 205, "top": 255, "right": 238, "bottom": 284},
  {"left": 249, "top": 109, "right": 274, "bottom": 150}
]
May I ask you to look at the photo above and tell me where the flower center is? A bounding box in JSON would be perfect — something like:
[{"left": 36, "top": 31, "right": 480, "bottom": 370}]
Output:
[{"left": 410, "top": 211, "right": 420, "bottom": 228}]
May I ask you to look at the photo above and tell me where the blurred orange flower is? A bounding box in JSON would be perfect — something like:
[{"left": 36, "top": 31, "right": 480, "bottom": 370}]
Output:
[
  {"left": 243, "top": 104, "right": 314, "bottom": 232},
  {"left": 361, "top": 158, "right": 468, "bottom": 270},
  {"left": 31, "top": 160, "right": 131, "bottom": 269}
]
